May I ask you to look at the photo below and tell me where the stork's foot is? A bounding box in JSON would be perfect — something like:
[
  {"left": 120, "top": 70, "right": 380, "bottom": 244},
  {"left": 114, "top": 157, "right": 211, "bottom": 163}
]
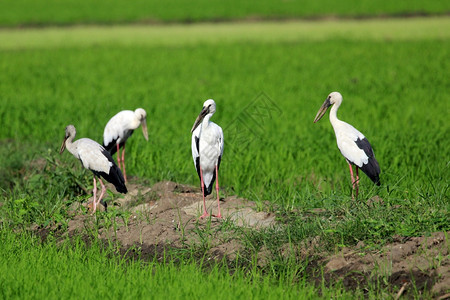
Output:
[
  {"left": 212, "top": 213, "right": 222, "bottom": 219},
  {"left": 198, "top": 212, "right": 210, "bottom": 220}
]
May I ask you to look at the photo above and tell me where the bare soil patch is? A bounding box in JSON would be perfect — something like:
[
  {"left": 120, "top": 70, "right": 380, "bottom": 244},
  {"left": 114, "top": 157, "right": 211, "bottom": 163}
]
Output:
[
  {"left": 40, "top": 180, "right": 449, "bottom": 298},
  {"left": 321, "top": 232, "right": 449, "bottom": 297}
]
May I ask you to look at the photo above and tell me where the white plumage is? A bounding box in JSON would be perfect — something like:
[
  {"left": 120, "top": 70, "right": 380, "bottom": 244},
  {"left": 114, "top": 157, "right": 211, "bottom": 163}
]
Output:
[
  {"left": 333, "top": 120, "right": 368, "bottom": 168},
  {"left": 191, "top": 99, "right": 224, "bottom": 219},
  {"left": 314, "top": 92, "right": 380, "bottom": 198},
  {"left": 60, "top": 125, "right": 127, "bottom": 213},
  {"left": 103, "top": 108, "right": 148, "bottom": 182},
  {"left": 70, "top": 138, "right": 111, "bottom": 173}
]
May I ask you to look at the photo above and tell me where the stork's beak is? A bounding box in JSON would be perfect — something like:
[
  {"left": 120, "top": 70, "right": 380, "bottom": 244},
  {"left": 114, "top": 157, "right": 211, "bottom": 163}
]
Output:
[
  {"left": 141, "top": 119, "right": 149, "bottom": 141},
  {"left": 190, "top": 106, "right": 209, "bottom": 133},
  {"left": 59, "top": 136, "right": 68, "bottom": 154},
  {"left": 313, "top": 97, "right": 332, "bottom": 123}
]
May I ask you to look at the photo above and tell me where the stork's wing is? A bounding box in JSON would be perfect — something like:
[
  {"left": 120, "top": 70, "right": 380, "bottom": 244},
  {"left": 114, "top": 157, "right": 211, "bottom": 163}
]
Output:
[
  {"left": 336, "top": 122, "right": 381, "bottom": 185},
  {"left": 217, "top": 125, "right": 224, "bottom": 169},
  {"left": 103, "top": 137, "right": 119, "bottom": 154},
  {"left": 103, "top": 119, "right": 122, "bottom": 151},
  {"left": 103, "top": 110, "right": 134, "bottom": 153},
  {"left": 95, "top": 148, "right": 127, "bottom": 193},
  {"left": 355, "top": 137, "right": 381, "bottom": 185},
  {"left": 336, "top": 122, "right": 367, "bottom": 167},
  {"left": 76, "top": 139, "right": 127, "bottom": 193},
  {"left": 76, "top": 138, "right": 112, "bottom": 174},
  {"left": 191, "top": 126, "right": 201, "bottom": 179}
]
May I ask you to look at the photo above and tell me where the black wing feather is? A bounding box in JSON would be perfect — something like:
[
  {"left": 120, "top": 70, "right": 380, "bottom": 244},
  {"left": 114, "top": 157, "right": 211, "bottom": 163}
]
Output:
[
  {"left": 92, "top": 149, "right": 127, "bottom": 193},
  {"left": 103, "top": 138, "right": 119, "bottom": 154},
  {"left": 194, "top": 136, "right": 201, "bottom": 180},
  {"left": 355, "top": 138, "right": 381, "bottom": 185},
  {"left": 104, "top": 130, "right": 134, "bottom": 155}
]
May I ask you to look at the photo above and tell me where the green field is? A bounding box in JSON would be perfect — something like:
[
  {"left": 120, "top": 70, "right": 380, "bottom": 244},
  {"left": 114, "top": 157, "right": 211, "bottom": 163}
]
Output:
[
  {"left": 1, "top": 18, "right": 448, "bottom": 207},
  {"left": 2, "top": 229, "right": 344, "bottom": 299},
  {"left": 0, "top": 5, "right": 449, "bottom": 299},
  {"left": 1, "top": 0, "right": 449, "bottom": 26}
]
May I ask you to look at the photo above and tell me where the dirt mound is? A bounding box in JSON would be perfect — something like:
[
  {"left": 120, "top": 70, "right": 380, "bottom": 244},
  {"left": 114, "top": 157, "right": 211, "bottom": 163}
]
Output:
[
  {"left": 67, "top": 180, "right": 274, "bottom": 251},
  {"left": 62, "top": 180, "right": 448, "bottom": 298},
  {"left": 323, "top": 232, "right": 449, "bottom": 297}
]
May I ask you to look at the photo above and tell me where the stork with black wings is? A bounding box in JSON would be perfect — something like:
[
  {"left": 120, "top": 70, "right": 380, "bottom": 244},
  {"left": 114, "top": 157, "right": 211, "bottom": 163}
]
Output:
[
  {"left": 191, "top": 99, "right": 224, "bottom": 219},
  {"left": 314, "top": 92, "right": 380, "bottom": 199},
  {"left": 60, "top": 125, "right": 127, "bottom": 213},
  {"left": 103, "top": 108, "right": 148, "bottom": 183}
]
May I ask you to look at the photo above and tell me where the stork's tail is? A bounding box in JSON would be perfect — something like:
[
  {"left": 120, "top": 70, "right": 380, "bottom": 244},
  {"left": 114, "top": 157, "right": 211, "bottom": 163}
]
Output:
[
  {"left": 97, "top": 149, "right": 127, "bottom": 193},
  {"left": 103, "top": 141, "right": 118, "bottom": 155},
  {"left": 109, "top": 164, "right": 128, "bottom": 193},
  {"left": 203, "top": 182, "right": 213, "bottom": 196},
  {"left": 360, "top": 157, "right": 381, "bottom": 186}
]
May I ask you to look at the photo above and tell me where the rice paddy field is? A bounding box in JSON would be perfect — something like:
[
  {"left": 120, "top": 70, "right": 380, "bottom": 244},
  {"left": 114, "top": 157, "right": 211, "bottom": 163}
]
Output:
[
  {"left": 1, "top": 0, "right": 449, "bottom": 26},
  {"left": 0, "top": 2, "right": 449, "bottom": 299}
]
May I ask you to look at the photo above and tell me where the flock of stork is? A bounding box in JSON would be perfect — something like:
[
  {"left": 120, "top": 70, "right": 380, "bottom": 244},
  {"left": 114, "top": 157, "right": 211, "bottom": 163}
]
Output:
[{"left": 60, "top": 92, "right": 381, "bottom": 218}]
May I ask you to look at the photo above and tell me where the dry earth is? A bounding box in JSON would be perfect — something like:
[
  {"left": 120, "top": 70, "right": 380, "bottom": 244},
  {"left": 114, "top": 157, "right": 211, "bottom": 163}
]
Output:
[{"left": 41, "top": 180, "right": 448, "bottom": 299}]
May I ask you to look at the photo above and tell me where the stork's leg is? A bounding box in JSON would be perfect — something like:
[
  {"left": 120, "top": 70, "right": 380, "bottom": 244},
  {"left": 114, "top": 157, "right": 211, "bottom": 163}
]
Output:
[
  {"left": 348, "top": 163, "right": 356, "bottom": 200},
  {"left": 92, "top": 177, "right": 97, "bottom": 213},
  {"left": 348, "top": 163, "right": 356, "bottom": 187},
  {"left": 121, "top": 143, "right": 127, "bottom": 183},
  {"left": 199, "top": 168, "right": 209, "bottom": 219},
  {"left": 116, "top": 143, "right": 121, "bottom": 168},
  {"left": 212, "top": 165, "right": 222, "bottom": 219},
  {"left": 96, "top": 178, "right": 107, "bottom": 211},
  {"left": 355, "top": 167, "right": 360, "bottom": 199}
]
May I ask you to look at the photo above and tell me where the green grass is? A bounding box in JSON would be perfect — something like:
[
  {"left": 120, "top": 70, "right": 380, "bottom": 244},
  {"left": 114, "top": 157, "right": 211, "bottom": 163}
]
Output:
[
  {"left": 0, "top": 228, "right": 357, "bottom": 299},
  {"left": 0, "top": 17, "right": 448, "bottom": 299},
  {"left": 0, "top": 0, "right": 449, "bottom": 27},
  {"left": 0, "top": 18, "right": 448, "bottom": 245},
  {"left": 1, "top": 19, "right": 449, "bottom": 207}
]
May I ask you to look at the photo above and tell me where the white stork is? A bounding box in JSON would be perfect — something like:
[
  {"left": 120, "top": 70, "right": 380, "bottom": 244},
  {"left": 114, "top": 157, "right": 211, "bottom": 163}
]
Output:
[
  {"left": 60, "top": 125, "right": 128, "bottom": 213},
  {"left": 191, "top": 99, "right": 224, "bottom": 219},
  {"left": 314, "top": 92, "right": 380, "bottom": 198},
  {"left": 103, "top": 108, "right": 148, "bottom": 182}
]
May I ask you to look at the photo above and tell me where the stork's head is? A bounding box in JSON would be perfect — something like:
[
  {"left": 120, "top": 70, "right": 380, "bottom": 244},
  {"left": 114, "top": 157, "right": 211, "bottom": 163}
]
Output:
[
  {"left": 135, "top": 108, "right": 149, "bottom": 141},
  {"left": 60, "top": 125, "right": 76, "bottom": 154},
  {"left": 327, "top": 92, "right": 343, "bottom": 105},
  {"left": 135, "top": 108, "right": 147, "bottom": 121},
  {"left": 313, "top": 92, "right": 343, "bottom": 123},
  {"left": 190, "top": 99, "right": 216, "bottom": 133},
  {"left": 202, "top": 99, "right": 216, "bottom": 115}
]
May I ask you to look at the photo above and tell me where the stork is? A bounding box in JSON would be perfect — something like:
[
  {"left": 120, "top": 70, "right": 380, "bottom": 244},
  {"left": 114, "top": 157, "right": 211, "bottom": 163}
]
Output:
[
  {"left": 103, "top": 108, "right": 148, "bottom": 182},
  {"left": 313, "top": 92, "right": 380, "bottom": 198},
  {"left": 191, "top": 99, "right": 224, "bottom": 219},
  {"left": 60, "top": 125, "right": 128, "bottom": 213}
]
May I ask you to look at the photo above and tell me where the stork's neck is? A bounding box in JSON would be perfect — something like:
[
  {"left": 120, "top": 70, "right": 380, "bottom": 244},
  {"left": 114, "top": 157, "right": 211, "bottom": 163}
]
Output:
[
  {"left": 131, "top": 117, "right": 141, "bottom": 130},
  {"left": 201, "top": 113, "right": 213, "bottom": 130},
  {"left": 329, "top": 102, "right": 341, "bottom": 127},
  {"left": 65, "top": 135, "right": 77, "bottom": 156}
]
